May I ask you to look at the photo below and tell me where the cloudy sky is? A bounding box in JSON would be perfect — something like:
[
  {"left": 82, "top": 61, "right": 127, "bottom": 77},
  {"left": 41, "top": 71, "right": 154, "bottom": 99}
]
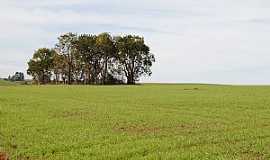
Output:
[{"left": 1, "top": 0, "right": 270, "bottom": 84}]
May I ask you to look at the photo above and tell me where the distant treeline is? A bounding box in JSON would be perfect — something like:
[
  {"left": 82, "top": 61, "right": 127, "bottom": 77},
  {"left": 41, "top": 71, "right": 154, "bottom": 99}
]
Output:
[
  {"left": 8, "top": 72, "right": 24, "bottom": 81},
  {"left": 27, "top": 33, "right": 155, "bottom": 85}
]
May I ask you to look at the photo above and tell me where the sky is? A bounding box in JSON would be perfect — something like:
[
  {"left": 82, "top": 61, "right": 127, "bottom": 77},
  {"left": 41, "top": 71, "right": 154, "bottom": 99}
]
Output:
[{"left": 1, "top": 0, "right": 270, "bottom": 84}]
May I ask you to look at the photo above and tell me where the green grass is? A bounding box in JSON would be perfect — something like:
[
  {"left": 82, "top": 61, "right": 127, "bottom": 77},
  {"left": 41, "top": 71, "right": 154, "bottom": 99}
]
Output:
[
  {"left": 1, "top": 84, "right": 270, "bottom": 159},
  {"left": 0, "top": 80, "right": 16, "bottom": 86}
]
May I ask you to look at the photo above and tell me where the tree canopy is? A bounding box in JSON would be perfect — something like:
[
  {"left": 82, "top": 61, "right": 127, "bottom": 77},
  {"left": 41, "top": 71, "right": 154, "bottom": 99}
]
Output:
[
  {"left": 27, "top": 33, "right": 155, "bottom": 85},
  {"left": 27, "top": 48, "right": 56, "bottom": 84}
]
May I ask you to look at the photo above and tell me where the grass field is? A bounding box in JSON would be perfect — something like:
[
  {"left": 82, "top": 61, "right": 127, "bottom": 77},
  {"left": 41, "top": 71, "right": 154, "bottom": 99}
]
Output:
[
  {"left": 0, "top": 80, "right": 17, "bottom": 86},
  {"left": 1, "top": 84, "right": 270, "bottom": 159}
]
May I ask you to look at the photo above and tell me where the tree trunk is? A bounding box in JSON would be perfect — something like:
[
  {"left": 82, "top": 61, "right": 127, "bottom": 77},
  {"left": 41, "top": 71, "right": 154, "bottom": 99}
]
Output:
[
  {"left": 68, "top": 65, "right": 71, "bottom": 85},
  {"left": 127, "top": 75, "right": 135, "bottom": 85},
  {"left": 42, "top": 71, "right": 45, "bottom": 84},
  {"left": 103, "top": 58, "right": 108, "bottom": 84},
  {"left": 88, "top": 68, "right": 91, "bottom": 84}
]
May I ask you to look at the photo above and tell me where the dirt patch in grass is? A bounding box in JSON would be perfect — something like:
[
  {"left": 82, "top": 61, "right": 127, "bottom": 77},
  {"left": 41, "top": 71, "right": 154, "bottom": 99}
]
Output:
[
  {"left": 115, "top": 124, "right": 162, "bottom": 134},
  {"left": 0, "top": 152, "right": 9, "bottom": 160},
  {"left": 183, "top": 88, "right": 200, "bottom": 91},
  {"left": 60, "top": 111, "right": 91, "bottom": 118},
  {"left": 113, "top": 123, "right": 209, "bottom": 135},
  {"left": 240, "top": 150, "right": 265, "bottom": 160},
  {"left": 51, "top": 109, "right": 95, "bottom": 119}
]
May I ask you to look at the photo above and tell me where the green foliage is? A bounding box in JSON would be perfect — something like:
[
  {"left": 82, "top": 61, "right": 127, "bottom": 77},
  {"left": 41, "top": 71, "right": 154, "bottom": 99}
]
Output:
[
  {"left": 27, "top": 48, "right": 56, "bottom": 84},
  {"left": 27, "top": 33, "right": 155, "bottom": 85},
  {"left": 96, "top": 33, "right": 116, "bottom": 84},
  {"left": 115, "top": 35, "right": 155, "bottom": 84},
  {"left": 55, "top": 33, "right": 78, "bottom": 84},
  {"left": 1, "top": 84, "right": 270, "bottom": 159},
  {"left": 73, "top": 34, "right": 99, "bottom": 84},
  {"left": 9, "top": 72, "right": 24, "bottom": 81}
]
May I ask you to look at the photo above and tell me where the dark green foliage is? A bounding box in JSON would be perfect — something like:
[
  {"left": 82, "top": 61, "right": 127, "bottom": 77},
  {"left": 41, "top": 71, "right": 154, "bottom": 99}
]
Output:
[
  {"left": 27, "top": 48, "right": 56, "bottom": 84},
  {"left": 27, "top": 33, "right": 155, "bottom": 85},
  {"left": 115, "top": 35, "right": 155, "bottom": 84},
  {"left": 9, "top": 72, "right": 24, "bottom": 81},
  {"left": 55, "top": 33, "right": 78, "bottom": 84}
]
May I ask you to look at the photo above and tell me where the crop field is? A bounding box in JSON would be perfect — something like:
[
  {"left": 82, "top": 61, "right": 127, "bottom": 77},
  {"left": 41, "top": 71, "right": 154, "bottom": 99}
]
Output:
[
  {"left": 1, "top": 84, "right": 270, "bottom": 159},
  {"left": 0, "top": 80, "right": 17, "bottom": 86}
]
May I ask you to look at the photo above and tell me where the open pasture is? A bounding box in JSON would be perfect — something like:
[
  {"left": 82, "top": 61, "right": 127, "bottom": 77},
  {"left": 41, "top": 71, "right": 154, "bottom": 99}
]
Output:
[{"left": 1, "top": 84, "right": 270, "bottom": 159}]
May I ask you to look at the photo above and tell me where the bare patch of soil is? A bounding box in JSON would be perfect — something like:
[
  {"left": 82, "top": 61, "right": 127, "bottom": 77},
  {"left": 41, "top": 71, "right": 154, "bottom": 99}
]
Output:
[
  {"left": 113, "top": 123, "right": 204, "bottom": 135},
  {"left": 0, "top": 152, "right": 9, "bottom": 160},
  {"left": 51, "top": 109, "right": 95, "bottom": 119}
]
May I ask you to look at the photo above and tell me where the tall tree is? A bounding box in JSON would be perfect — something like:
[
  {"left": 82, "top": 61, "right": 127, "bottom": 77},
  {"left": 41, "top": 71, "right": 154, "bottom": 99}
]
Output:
[
  {"left": 115, "top": 35, "right": 155, "bottom": 84},
  {"left": 27, "top": 33, "right": 155, "bottom": 85},
  {"left": 96, "top": 33, "right": 116, "bottom": 84},
  {"left": 52, "top": 54, "right": 68, "bottom": 84},
  {"left": 73, "top": 34, "right": 98, "bottom": 84},
  {"left": 27, "top": 48, "right": 56, "bottom": 84},
  {"left": 10, "top": 72, "right": 24, "bottom": 81},
  {"left": 55, "top": 33, "right": 77, "bottom": 84}
]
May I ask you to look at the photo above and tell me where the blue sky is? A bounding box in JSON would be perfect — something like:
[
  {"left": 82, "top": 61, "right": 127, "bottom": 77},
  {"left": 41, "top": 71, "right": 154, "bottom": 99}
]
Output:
[{"left": 1, "top": 0, "right": 270, "bottom": 84}]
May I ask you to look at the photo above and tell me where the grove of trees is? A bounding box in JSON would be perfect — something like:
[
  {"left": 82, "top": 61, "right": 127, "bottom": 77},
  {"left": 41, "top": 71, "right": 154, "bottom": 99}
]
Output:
[
  {"left": 8, "top": 72, "right": 24, "bottom": 81},
  {"left": 27, "top": 33, "right": 155, "bottom": 85}
]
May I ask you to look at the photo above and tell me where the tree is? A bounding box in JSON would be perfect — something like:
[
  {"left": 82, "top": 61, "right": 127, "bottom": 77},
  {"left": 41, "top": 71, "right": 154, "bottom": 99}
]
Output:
[
  {"left": 10, "top": 72, "right": 24, "bottom": 81},
  {"left": 73, "top": 34, "right": 98, "bottom": 84},
  {"left": 96, "top": 33, "right": 116, "bottom": 84},
  {"left": 115, "top": 35, "right": 155, "bottom": 84},
  {"left": 52, "top": 53, "right": 68, "bottom": 84},
  {"left": 55, "top": 33, "right": 77, "bottom": 84},
  {"left": 27, "top": 33, "right": 155, "bottom": 85},
  {"left": 27, "top": 48, "right": 56, "bottom": 84}
]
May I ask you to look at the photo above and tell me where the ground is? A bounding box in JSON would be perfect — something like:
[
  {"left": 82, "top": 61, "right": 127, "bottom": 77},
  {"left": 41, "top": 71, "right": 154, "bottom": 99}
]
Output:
[
  {"left": 1, "top": 84, "right": 270, "bottom": 159},
  {"left": 0, "top": 80, "right": 16, "bottom": 86}
]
